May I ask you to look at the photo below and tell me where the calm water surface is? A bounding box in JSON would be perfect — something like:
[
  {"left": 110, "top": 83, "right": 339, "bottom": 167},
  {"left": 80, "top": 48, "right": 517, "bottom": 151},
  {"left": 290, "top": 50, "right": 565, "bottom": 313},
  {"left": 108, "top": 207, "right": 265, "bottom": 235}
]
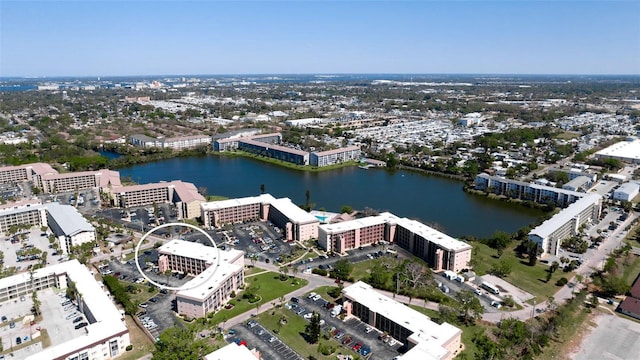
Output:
[{"left": 118, "top": 155, "right": 543, "bottom": 238}]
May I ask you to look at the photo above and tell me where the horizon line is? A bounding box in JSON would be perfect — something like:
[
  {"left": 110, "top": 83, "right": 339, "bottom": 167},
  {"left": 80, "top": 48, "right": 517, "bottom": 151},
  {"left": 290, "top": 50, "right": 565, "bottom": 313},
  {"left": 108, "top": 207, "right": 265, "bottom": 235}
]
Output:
[{"left": 2, "top": 72, "right": 640, "bottom": 80}]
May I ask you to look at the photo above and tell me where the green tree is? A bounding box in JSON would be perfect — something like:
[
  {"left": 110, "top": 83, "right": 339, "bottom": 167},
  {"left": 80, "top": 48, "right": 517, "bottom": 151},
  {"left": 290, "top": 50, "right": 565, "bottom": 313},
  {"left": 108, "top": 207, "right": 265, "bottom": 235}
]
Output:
[
  {"left": 152, "top": 327, "right": 213, "bottom": 360},
  {"left": 330, "top": 259, "right": 353, "bottom": 280},
  {"left": 490, "top": 259, "right": 512, "bottom": 278},
  {"left": 455, "top": 290, "right": 484, "bottom": 325},
  {"left": 340, "top": 205, "right": 353, "bottom": 214},
  {"left": 305, "top": 312, "right": 321, "bottom": 343}
]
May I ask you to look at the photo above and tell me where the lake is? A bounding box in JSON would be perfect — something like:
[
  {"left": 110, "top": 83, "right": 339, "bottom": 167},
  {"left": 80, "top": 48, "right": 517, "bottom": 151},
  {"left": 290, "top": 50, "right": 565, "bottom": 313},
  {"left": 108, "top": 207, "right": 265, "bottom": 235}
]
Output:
[{"left": 117, "top": 155, "right": 543, "bottom": 238}]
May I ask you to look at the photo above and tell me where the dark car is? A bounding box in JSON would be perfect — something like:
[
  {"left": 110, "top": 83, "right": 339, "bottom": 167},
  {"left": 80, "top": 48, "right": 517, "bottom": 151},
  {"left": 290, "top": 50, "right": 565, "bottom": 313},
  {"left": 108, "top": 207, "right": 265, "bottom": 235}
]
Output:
[
  {"left": 291, "top": 297, "right": 299, "bottom": 303},
  {"left": 16, "top": 337, "right": 21, "bottom": 345},
  {"left": 74, "top": 322, "right": 88, "bottom": 329},
  {"left": 1, "top": 315, "right": 6, "bottom": 322},
  {"left": 149, "top": 298, "right": 158, "bottom": 303},
  {"left": 73, "top": 316, "right": 83, "bottom": 323}
]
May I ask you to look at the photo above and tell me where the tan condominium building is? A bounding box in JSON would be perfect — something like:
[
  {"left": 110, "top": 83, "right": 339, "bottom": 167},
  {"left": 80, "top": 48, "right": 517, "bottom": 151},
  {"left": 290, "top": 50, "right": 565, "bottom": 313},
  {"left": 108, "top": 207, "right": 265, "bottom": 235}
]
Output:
[
  {"left": 529, "top": 193, "right": 602, "bottom": 257},
  {"left": 201, "top": 194, "right": 319, "bottom": 241},
  {"left": 0, "top": 162, "right": 57, "bottom": 184},
  {"left": 157, "top": 240, "right": 245, "bottom": 319},
  {"left": 342, "top": 281, "right": 462, "bottom": 360},
  {"left": 319, "top": 212, "right": 472, "bottom": 273},
  {"left": 37, "top": 169, "right": 121, "bottom": 193},
  {"left": 309, "top": 145, "right": 361, "bottom": 167},
  {"left": 107, "top": 180, "right": 204, "bottom": 219},
  {"left": 0, "top": 260, "right": 131, "bottom": 360}
]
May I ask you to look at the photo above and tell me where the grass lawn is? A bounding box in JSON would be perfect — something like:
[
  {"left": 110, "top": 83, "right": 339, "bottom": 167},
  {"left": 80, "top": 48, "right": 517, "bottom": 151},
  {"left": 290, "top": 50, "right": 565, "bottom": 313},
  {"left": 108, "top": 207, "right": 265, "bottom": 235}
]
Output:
[
  {"left": 121, "top": 281, "right": 159, "bottom": 306},
  {"left": 555, "top": 131, "right": 581, "bottom": 140},
  {"left": 207, "top": 272, "right": 308, "bottom": 326},
  {"left": 472, "top": 241, "right": 570, "bottom": 302},
  {"left": 618, "top": 253, "right": 640, "bottom": 287},
  {"left": 409, "top": 305, "right": 487, "bottom": 359},
  {"left": 245, "top": 266, "right": 268, "bottom": 276},
  {"left": 257, "top": 308, "right": 361, "bottom": 360},
  {"left": 116, "top": 315, "right": 155, "bottom": 360}
]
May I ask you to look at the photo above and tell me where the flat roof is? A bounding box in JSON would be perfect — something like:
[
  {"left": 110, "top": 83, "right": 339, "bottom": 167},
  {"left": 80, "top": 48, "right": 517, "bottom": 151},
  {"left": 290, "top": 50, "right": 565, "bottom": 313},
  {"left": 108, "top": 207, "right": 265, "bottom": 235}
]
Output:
[
  {"left": 0, "top": 198, "right": 42, "bottom": 211},
  {"left": 204, "top": 342, "right": 259, "bottom": 360},
  {"left": 312, "top": 145, "right": 361, "bottom": 157},
  {"left": 201, "top": 194, "right": 275, "bottom": 211},
  {"left": 564, "top": 175, "right": 591, "bottom": 188},
  {"left": 595, "top": 139, "right": 640, "bottom": 161},
  {"left": 176, "top": 261, "right": 243, "bottom": 301},
  {"left": 46, "top": 203, "right": 95, "bottom": 236},
  {"left": 158, "top": 239, "right": 219, "bottom": 264},
  {"left": 13, "top": 260, "right": 128, "bottom": 360},
  {"left": 41, "top": 170, "right": 100, "bottom": 181},
  {"left": 529, "top": 193, "right": 601, "bottom": 239},
  {"left": 343, "top": 281, "right": 459, "bottom": 360},
  {"left": 615, "top": 182, "right": 639, "bottom": 194},
  {"left": 270, "top": 197, "right": 319, "bottom": 224},
  {"left": 201, "top": 193, "right": 318, "bottom": 224},
  {"left": 395, "top": 217, "right": 472, "bottom": 252},
  {"left": 320, "top": 212, "right": 398, "bottom": 233},
  {"left": 240, "top": 138, "right": 309, "bottom": 156}
]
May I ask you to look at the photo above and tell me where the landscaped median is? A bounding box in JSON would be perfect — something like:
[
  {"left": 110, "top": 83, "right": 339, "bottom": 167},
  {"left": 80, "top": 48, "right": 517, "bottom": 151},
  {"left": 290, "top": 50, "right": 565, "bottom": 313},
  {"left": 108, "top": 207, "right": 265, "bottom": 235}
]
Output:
[{"left": 206, "top": 271, "right": 308, "bottom": 326}]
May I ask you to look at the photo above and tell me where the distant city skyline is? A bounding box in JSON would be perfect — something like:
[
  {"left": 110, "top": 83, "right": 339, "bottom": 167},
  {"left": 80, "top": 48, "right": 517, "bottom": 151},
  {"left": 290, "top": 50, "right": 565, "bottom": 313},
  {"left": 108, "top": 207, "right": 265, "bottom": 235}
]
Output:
[{"left": 1, "top": 1, "right": 639, "bottom": 77}]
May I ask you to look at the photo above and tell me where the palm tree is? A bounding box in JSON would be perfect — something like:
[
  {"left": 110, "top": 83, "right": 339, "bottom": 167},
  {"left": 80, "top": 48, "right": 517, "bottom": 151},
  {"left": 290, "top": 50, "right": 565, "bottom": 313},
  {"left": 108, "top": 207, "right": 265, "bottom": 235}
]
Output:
[{"left": 32, "top": 291, "right": 41, "bottom": 317}]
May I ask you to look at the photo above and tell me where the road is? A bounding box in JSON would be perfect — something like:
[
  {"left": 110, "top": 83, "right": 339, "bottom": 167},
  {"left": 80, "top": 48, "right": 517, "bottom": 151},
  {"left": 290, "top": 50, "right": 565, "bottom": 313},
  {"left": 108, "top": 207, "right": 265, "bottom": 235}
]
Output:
[{"left": 482, "top": 209, "right": 638, "bottom": 323}]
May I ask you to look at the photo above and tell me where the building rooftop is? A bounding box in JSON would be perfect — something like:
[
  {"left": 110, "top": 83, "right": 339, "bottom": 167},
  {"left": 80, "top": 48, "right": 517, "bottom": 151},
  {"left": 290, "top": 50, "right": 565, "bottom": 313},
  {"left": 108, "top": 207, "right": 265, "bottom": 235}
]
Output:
[
  {"left": 312, "top": 145, "right": 361, "bottom": 157},
  {"left": 176, "top": 261, "right": 243, "bottom": 301},
  {"left": 46, "top": 203, "right": 95, "bottom": 237},
  {"left": 615, "top": 182, "right": 640, "bottom": 194},
  {"left": 240, "top": 138, "right": 309, "bottom": 156},
  {"left": 17, "top": 260, "right": 128, "bottom": 360},
  {"left": 320, "top": 212, "right": 398, "bottom": 233},
  {"left": 270, "top": 197, "right": 319, "bottom": 224},
  {"left": 343, "top": 281, "right": 459, "bottom": 360},
  {"left": 204, "top": 342, "right": 260, "bottom": 360},
  {"left": 171, "top": 180, "right": 205, "bottom": 203},
  {"left": 201, "top": 194, "right": 276, "bottom": 211},
  {"left": 529, "top": 193, "right": 601, "bottom": 239},
  {"left": 395, "top": 217, "right": 472, "bottom": 252},
  {"left": 595, "top": 139, "right": 640, "bottom": 161},
  {"left": 0, "top": 198, "right": 42, "bottom": 211},
  {"left": 158, "top": 239, "right": 219, "bottom": 264},
  {"left": 201, "top": 193, "right": 318, "bottom": 224}
]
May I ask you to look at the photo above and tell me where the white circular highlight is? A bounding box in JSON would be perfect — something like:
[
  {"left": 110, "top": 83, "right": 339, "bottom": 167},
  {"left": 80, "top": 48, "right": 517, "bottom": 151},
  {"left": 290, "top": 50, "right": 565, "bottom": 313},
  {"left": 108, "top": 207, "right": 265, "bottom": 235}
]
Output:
[{"left": 134, "top": 222, "right": 219, "bottom": 292}]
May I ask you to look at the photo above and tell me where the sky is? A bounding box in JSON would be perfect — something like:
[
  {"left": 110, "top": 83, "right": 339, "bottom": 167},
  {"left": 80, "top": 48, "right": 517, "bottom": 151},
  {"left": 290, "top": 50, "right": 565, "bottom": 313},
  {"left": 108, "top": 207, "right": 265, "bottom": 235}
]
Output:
[{"left": 1, "top": 0, "right": 639, "bottom": 77}]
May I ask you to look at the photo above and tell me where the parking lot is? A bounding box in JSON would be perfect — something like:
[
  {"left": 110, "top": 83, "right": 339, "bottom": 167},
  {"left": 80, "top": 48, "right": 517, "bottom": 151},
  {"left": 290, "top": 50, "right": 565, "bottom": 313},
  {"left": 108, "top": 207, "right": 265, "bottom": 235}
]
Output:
[
  {"left": 229, "top": 321, "right": 303, "bottom": 360},
  {"left": 293, "top": 293, "right": 402, "bottom": 360},
  {"left": 0, "top": 228, "right": 63, "bottom": 271}
]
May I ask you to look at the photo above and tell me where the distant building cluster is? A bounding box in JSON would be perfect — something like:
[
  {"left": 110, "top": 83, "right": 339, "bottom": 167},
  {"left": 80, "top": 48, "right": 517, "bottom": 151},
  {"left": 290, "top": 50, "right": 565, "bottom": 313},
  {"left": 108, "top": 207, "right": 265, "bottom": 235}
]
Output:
[
  {"left": 319, "top": 212, "right": 472, "bottom": 273},
  {"left": 0, "top": 163, "right": 205, "bottom": 220}
]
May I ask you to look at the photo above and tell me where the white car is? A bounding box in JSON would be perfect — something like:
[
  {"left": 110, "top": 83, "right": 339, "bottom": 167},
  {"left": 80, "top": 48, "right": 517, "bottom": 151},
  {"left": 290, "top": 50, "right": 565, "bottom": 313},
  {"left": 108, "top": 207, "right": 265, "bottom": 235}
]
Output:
[
  {"left": 303, "top": 313, "right": 313, "bottom": 319},
  {"left": 312, "top": 295, "right": 321, "bottom": 301},
  {"left": 307, "top": 292, "right": 317, "bottom": 299},
  {"left": 388, "top": 339, "right": 397, "bottom": 346}
]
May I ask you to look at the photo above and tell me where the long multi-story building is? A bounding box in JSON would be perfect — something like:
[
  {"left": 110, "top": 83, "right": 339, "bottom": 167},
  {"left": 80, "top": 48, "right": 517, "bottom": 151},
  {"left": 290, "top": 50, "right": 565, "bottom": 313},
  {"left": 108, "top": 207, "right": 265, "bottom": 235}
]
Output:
[
  {"left": 238, "top": 138, "right": 310, "bottom": 165},
  {"left": 37, "top": 169, "right": 121, "bottom": 194},
  {"left": 0, "top": 204, "right": 47, "bottom": 234},
  {"left": 158, "top": 239, "right": 219, "bottom": 275},
  {"left": 0, "top": 162, "right": 57, "bottom": 184},
  {"left": 309, "top": 145, "right": 361, "bottom": 167},
  {"left": 342, "top": 281, "right": 462, "bottom": 360},
  {"left": 318, "top": 212, "right": 472, "bottom": 273},
  {"left": 106, "top": 180, "right": 204, "bottom": 219},
  {"left": 201, "top": 194, "right": 319, "bottom": 242},
  {"left": 528, "top": 193, "right": 602, "bottom": 257},
  {"left": 475, "top": 173, "right": 585, "bottom": 207},
  {"left": 0, "top": 260, "right": 131, "bottom": 360},
  {"left": 130, "top": 134, "right": 212, "bottom": 150},
  {"left": 157, "top": 240, "right": 245, "bottom": 319}
]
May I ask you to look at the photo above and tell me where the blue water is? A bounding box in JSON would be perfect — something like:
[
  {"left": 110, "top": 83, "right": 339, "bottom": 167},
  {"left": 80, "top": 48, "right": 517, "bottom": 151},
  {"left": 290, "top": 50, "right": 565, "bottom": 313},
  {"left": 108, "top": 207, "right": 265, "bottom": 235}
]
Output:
[{"left": 117, "top": 155, "right": 543, "bottom": 238}]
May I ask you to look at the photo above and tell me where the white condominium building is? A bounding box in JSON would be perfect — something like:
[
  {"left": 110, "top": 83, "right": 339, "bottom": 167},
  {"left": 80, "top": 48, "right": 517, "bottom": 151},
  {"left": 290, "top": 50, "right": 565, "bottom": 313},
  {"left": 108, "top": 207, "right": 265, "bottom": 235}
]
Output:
[{"left": 529, "top": 193, "right": 602, "bottom": 257}]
